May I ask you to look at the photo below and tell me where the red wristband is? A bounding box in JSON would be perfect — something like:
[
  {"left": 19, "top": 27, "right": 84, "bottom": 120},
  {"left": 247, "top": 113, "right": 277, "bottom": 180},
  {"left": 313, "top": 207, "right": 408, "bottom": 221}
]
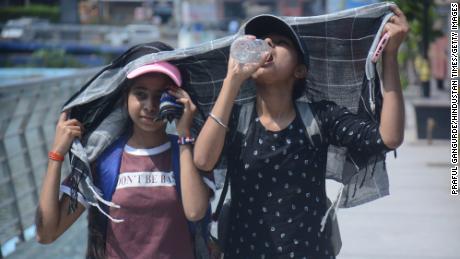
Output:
[{"left": 48, "top": 151, "right": 64, "bottom": 162}]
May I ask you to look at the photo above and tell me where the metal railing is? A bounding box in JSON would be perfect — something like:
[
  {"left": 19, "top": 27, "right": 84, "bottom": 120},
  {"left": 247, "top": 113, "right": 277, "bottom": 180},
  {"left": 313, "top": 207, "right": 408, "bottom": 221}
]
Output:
[
  {"left": 0, "top": 69, "right": 98, "bottom": 257},
  {"left": 2, "top": 23, "right": 125, "bottom": 44}
]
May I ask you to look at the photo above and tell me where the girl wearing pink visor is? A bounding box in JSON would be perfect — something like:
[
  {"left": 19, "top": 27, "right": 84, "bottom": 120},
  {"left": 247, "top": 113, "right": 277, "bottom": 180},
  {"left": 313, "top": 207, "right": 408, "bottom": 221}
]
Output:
[{"left": 36, "top": 42, "right": 212, "bottom": 258}]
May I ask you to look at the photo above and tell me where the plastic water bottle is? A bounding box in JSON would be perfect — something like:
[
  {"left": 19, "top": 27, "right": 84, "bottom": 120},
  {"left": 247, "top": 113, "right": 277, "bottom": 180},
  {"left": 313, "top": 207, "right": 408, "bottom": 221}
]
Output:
[{"left": 230, "top": 37, "right": 270, "bottom": 64}]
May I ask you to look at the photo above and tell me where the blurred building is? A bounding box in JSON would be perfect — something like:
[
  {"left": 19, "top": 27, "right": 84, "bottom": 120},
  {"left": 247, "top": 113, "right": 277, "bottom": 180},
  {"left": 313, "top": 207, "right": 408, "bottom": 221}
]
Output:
[
  {"left": 434, "top": 0, "right": 452, "bottom": 34},
  {"left": 76, "top": 0, "right": 387, "bottom": 27},
  {"left": 176, "top": 0, "right": 328, "bottom": 48},
  {"left": 177, "top": 0, "right": 389, "bottom": 48},
  {"left": 177, "top": 0, "right": 220, "bottom": 47},
  {"left": 60, "top": 0, "right": 79, "bottom": 23},
  {"left": 216, "top": 0, "right": 327, "bottom": 21},
  {"left": 184, "top": 0, "right": 386, "bottom": 28},
  {"left": 79, "top": 0, "right": 173, "bottom": 25},
  {"left": 326, "top": 0, "right": 379, "bottom": 13}
]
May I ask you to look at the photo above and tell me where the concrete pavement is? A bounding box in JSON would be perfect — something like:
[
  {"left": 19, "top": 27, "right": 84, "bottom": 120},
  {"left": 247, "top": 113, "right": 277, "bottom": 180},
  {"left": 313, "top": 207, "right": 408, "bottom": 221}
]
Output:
[
  {"left": 336, "top": 140, "right": 457, "bottom": 259},
  {"left": 336, "top": 84, "right": 457, "bottom": 259},
  {"left": 8, "top": 213, "right": 87, "bottom": 259}
]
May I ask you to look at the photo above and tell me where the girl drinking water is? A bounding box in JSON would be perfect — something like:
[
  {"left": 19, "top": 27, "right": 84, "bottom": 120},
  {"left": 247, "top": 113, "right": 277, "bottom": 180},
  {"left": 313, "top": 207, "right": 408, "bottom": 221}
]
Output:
[{"left": 194, "top": 7, "right": 408, "bottom": 258}]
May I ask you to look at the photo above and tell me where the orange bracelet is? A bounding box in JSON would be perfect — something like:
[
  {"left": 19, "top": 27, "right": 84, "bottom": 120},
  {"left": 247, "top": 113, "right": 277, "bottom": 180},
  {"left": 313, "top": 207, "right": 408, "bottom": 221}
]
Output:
[{"left": 48, "top": 151, "right": 64, "bottom": 162}]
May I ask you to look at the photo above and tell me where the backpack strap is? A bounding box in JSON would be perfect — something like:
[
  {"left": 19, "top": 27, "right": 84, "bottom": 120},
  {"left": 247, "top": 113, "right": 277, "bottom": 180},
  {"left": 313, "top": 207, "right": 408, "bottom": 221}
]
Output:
[
  {"left": 237, "top": 101, "right": 321, "bottom": 144},
  {"left": 236, "top": 102, "right": 255, "bottom": 135},
  {"left": 169, "top": 134, "right": 181, "bottom": 196},
  {"left": 95, "top": 134, "right": 130, "bottom": 202},
  {"left": 213, "top": 102, "right": 254, "bottom": 220},
  {"left": 212, "top": 169, "right": 230, "bottom": 220},
  {"left": 295, "top": 100, "right": 323, "bottom": 147}
]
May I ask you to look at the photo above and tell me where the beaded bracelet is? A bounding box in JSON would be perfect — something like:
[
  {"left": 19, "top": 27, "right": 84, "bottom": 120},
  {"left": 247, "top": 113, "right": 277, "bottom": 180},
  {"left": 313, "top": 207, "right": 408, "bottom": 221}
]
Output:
[
  {"left": 178, "top": 136, "right": 195, "bottom": 145},
  {"left": 48, "top": 151, "right": 64, "bottom": 162}
]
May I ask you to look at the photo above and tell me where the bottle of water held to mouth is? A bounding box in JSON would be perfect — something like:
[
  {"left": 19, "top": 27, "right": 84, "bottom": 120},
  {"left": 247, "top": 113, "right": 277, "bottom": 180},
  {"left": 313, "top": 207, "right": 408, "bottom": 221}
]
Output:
[{"left": 230, "top": 37, "right": 270, "bottom": 64}]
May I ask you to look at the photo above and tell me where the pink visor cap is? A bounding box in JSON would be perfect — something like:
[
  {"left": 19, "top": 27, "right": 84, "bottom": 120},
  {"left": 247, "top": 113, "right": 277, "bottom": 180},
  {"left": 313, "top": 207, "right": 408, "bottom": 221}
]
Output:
[{"left": 126, "top": 61, "right": 182, "bottom": 87}]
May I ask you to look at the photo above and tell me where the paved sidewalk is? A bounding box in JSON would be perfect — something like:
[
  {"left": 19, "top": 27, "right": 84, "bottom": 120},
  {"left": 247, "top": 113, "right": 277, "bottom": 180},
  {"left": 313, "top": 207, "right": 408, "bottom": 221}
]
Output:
[
  {"left": 337, "top": 84, "right": 457, "bottom": 259},
  {"left": 336, "top": 140, "right": 457, "bottom": 259},
  {"left": 8, "top": 213, "right": 87, "bottom": 259}
]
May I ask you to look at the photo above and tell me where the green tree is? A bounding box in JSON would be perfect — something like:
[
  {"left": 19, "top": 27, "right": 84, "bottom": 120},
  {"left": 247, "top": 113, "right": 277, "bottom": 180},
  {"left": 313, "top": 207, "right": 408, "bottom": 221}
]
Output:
[
  {"left": 391, "top": 0, "right": 441, "bottom": 89},
  {"left": 0, "top": 4, "right": 59, "bottom": 23},
  {"left": 29, "top": 49, "right": 82, "bottom": 68}
]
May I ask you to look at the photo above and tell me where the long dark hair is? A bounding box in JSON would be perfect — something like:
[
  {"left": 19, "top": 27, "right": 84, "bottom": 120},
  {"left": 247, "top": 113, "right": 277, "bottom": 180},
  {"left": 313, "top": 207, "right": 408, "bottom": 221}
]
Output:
[
  {"left": 82, "top": 42, "right": 173, "bottom": 258},
  {"left": 86, "top": 206, "right": 107, "bottom": 258},
  {"left": 293, "top": 79, "right": 307, "bottom": 100}
]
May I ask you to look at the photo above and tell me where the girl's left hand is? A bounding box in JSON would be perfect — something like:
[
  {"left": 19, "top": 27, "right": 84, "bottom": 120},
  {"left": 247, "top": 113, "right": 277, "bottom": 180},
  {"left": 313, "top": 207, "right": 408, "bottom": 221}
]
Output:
[
  {"left": 383, "top": 5, "right": 410, "bottom": 55},
  {"left": 168, "top": 88, "right": 197, "bottom": 137}
]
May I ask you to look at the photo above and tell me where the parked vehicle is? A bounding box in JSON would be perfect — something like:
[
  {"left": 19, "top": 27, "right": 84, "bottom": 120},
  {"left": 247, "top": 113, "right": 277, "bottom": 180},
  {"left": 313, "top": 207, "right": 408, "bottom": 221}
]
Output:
[{"left": 1, "top": 17, "right": 49, "bottom": 41}]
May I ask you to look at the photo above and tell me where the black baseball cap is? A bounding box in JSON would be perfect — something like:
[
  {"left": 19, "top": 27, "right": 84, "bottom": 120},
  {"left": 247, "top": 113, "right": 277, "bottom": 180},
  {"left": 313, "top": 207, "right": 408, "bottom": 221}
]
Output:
[{"left": 244, "top": 14, "right": 309, "bottom": 68}]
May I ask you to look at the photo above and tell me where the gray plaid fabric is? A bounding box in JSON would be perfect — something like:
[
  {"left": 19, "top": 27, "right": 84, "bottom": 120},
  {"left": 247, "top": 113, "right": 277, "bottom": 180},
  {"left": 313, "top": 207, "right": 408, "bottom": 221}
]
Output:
[{"left": 63, "top": 2, "right": 396, "bottom": 211}]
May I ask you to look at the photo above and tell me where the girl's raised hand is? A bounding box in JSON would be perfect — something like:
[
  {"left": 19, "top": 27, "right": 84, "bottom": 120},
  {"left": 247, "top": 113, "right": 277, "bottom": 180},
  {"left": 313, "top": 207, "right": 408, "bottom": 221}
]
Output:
[
  {"left": 383, "top": 5, "right": 409, "bottom": 55},
  {"left": 168, "top": 88, "right": 197, "bottom": 137},
  {"left": 51, "top": 111, "right": 84, "bottom": 156},
  {"left": 226, "top": 35, "right": 270, "bottom": 85}
]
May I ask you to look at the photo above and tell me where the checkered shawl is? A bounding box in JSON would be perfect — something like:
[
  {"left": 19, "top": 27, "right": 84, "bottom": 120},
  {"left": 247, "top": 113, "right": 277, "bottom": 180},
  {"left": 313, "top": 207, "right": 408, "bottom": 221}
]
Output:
[{"left": 63, "top": 2, "right": 396, "bottom": 212}]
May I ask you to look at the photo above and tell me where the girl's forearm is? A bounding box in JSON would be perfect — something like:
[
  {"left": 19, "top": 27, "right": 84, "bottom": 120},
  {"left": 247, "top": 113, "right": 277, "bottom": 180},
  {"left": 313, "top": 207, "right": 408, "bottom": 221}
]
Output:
[
  {"left": 36, "top": 160, "right": 63, "bottom": 242},
  {"left": 194, "top": 78, "right": 241, "bottom": 170},
  {"left": 36, "top": 160, "right": 86, "bottom": 244},
  {"left": 180, "top": 145, "right": 209, "bottom": 221},
  {"left": 379, "top": 53, "right": 405, "bottom": 149}
]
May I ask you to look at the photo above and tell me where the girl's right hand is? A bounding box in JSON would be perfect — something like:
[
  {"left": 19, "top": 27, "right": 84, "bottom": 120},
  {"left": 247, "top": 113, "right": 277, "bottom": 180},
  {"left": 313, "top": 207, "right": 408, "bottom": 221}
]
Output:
[
  {"left": 51, "top": 111, "right": 84, "bottom": 156},
  {"left": 226, "top": 36, "right": 270, "bottom": 85}
]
